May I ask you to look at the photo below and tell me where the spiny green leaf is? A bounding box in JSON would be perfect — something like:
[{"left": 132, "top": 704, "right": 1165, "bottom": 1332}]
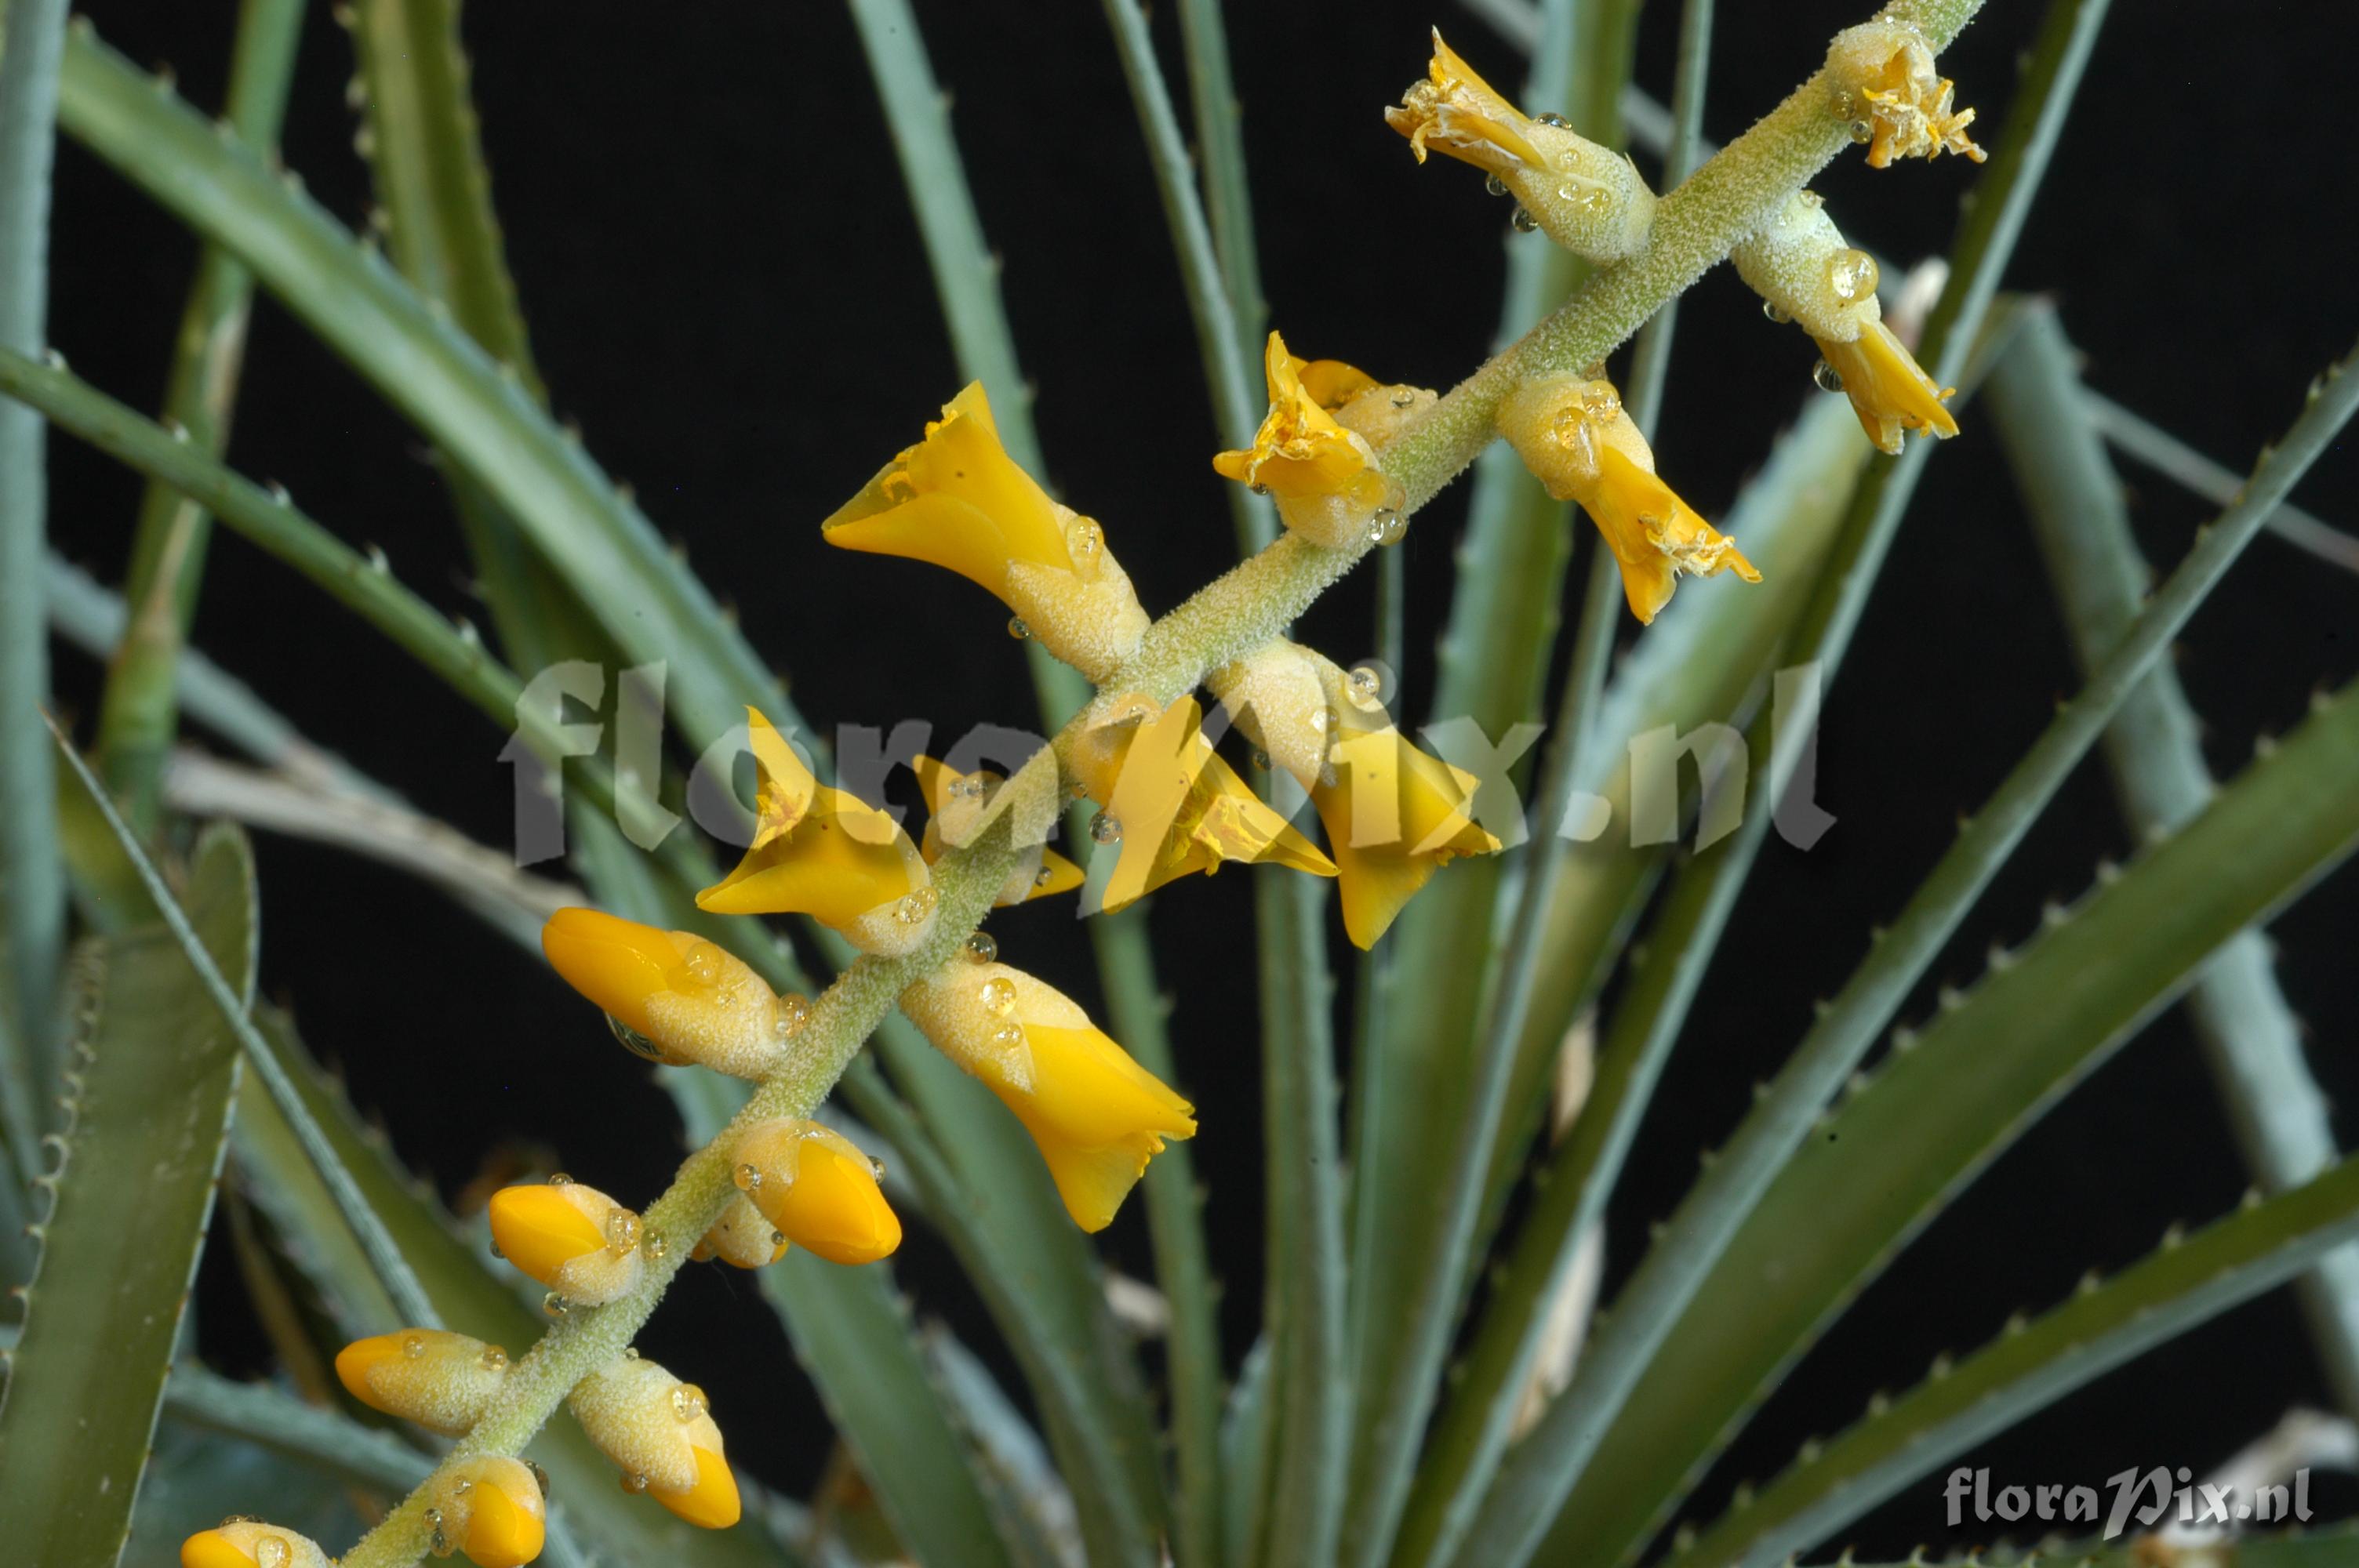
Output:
[
  {"left": 0, "top": 826, "right": 251, "bottom": 1566},
  {"left": 1666, "top": 1156, "right": 2359, "bottom": 1568},
  {"left": 1542, "top": 670, "right": 2359, "bottom": 1568}
]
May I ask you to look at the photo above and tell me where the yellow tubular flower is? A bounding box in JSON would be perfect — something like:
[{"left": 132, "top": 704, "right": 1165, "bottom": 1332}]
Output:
[
  {"left": 696, "top": 708, "right": 938, "bottom": 956},
  {"left": 1813, "top": 318, "right": 1961, "bottom": 456},
  {"left": 1069, "top": 691, "right": 1335, "bottom": 913},
  {"left": 733, "top": 1119, "right": 902, "bottom": 1265},
  {"left": 1730, "top": 189, "right": 1960, "bottom": 456},
  {"left": 692, "top": 1192, "right": 789, "bottom": 1269},
  {"left": 913, "top": 756, "right": 1085, "bottom": 906},
  {"left": 432, "top": 1457, "right": 547, "bottom": 1568},
  {"left": 180, "top": 1522, "right": 333, "bottom": 1568},
  {"left": 900, "top": 958, "right": 1195, "bottom": 1231},
  {"left": 1496, "top": 375, "right": 1760, "bottom": 623},
  {"left": 1386, "top": 29, "right": 1655, "bottom": 262},
  {"left": 334, "top": 1328, "right": 511, "bottom": 1435},
  {"left": 540, "top": 908, "right": 805, "bottom": 1080},
  {"left": 822, "top": 383, "right": 1150, "bottom": 678},
  {"left": 487, "top": 1178, "right": 646, "bottom": 1305},
  {"left": 1212, "top": 332, "right": 1405, "bottom": 549},
  {"left": 1215, "top": 640, "right": 1502, "bottom": 948},
  {"left": 1827, "top": 20, "right": 1985, "bottom": 169},
  {"left": 568, "top": 1355, "right": 741, "bottom": 1530}
]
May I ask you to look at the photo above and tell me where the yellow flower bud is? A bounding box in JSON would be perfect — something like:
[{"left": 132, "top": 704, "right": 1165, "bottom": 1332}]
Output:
[
  {"left": 487, "top": 1178, "right": 645, "bottom": 1305},
  {"left": 1214, "top": 639, "right": 1503, "bottom": 948},
  {"left": 431, "top": 1457, "right": 547, "bottom": 1568},
  {"left": 1496, "top": 375, "right": 1759, "bottom": 624},
  {"left": 567, "top": 1354, "right": 741, "bottom": 1530},
  {"left": 333, "top": 1328, "right": 511, "bottom": 1435},
  {"left": 1212, "top": 332, "right": 1405, "bottom": 549},
  {"left": 691, "top": 1192, "right": 789, "bottom": 1269},
  {"left": 900, "top": 960, "right": 1196, "bottom": 1231},
  {"left": 540, "top": 908, "right": 802, "bottom": 1080},
  {"left": 696, "top": 708, "right": 937, "bottom": 956},
  {"left": 732, "top": 1120, "right": 902, "bottom": 1266},
  {"left": 1068, "top": 691, "right": 1335, "bottom": 913},
  {"left": 1826, "top": 20, "right": 1984, "bottom": 169},
  {"left": 823, "top": 383, "right": 1150, "bottom": 679},
  {"left": 1386, "top": 29, "right": 1654, "bottom": 262},
  {"left": 913, "top": 756, "right": 1085, "bottom": 906},
  {"left": 180, "top": 1520, "right": 333, "bottom": 1568}
]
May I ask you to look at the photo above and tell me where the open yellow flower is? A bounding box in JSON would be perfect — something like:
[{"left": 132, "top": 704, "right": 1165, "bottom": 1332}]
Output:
[
  {"left": 540, "top": 908, "right": 805, "bottom": 1080},
  {"left": 732, "top": 1119, "right": 902, "bottom": 1265},
  {"left": 900, "top": 957, "right": 1195, "bottom": 1231},
  {"left": 913, "top": 755, "right": 1084, "bottom": 906},
  {"left": 1213, "top": 332, "right": 1405, "bottom": 549},
  {"left": 431, "top": 1457, "right": 547, "bottom": 1568},
  {"left": 1069, "top": 691, "right": 1335, "bottom": 913},
  {"left": 696, "top": 708, "right": 938, "bottom": 956},
  {"left": 569, "top": 1355, "right": 740, "bottom": 1529},
  {"left": 180, "top": 1522, "right": 333, "bottom": 1568},
  {"left": 822, "top": 383, "right": 1150, "bottom": 678},
  {"left": 1813, "top": 318, "right": 1961, "bottom": 456},
  {"left": 486, "top": 1178, "right": 645, "bottom": 1305},
  {"left": 334, "top": 1328, "right": 511, "bottom": 1435},
  {"left": 1497, "top": 376, "right": 1759, "bottom": 623},
  {"left": 1828, "top": 20, "right": 1984, "bottom": 169},
  {"left": 1212, "top": 640, "right": 1503, "bottom": 948},
  {"left": 1386, "top": 29, "right": 1654, "bottom": 262}
]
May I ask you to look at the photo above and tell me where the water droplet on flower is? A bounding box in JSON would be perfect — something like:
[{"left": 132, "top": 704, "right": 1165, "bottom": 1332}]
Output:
[
  {"left": 896, "top": 887, "right": 938, "bottom": 925},
  {"left": 41, "top": 347, "right": 67, "bottom": 372},
  {"left": 549, "top": 1172, "right": 572, "bottom": 1187},
  {"left": 621, "top": 1472, "right": 650, "bottom": 1494},
  {"left": 671, "top": 1383, "right": 709, "bottom": 1422},
  {"left": 489, "top": 1239, "right": 503, "bottom": 1259},
  {"left": 481, "top": 1345, "right": 510, "bottom": 1372},
  {"left": 254, "top": 1536, "right": 291, "bottom": 1568},
  {"left": 1510, "top": 206, "right": 1540, "bottom": 234},
  {"left": 1830, "top": 89, "right": 1859, "bottom": 119},
  {"left": 1368, "top": 508, "right": 1407, "bottom": 546},
  {"left": 991, "top": 1024, "right": 1027, "bottom": 1052},
  {"left": 402, "top": 1332, "right": 427, "bottom": 1359},
  {"left": 736, "top": 1163, "right": 764, "bottom": 1192},
  {"left": 1534, "top": 111, "right": 1571, "bottom": 128},
  {"left": 1347, "top": 665, "right": 1384, "bottom": 710},
  {"left": 1812, "top": 359, "right": 1845, "bottom": 394},
  {"left": 683, "top": 942, "right": 723, "bottom": 985},
  {"left": 1032, "top": 863, "right": 1054, "bottom": 887},
  {"left": 1848, "top": 118, "right": 1873, "bottom": 144},
  {"left": 527, "top": 1460, "right": 551, "bottom": 1495},
  {"left": 166, "top": 418, "right": 191, "bottom": 442},
  {"left": 1483, "top": 172, "right": 1508, "bottom": 197},
  {"left": 605, "top": 1210, "right": 642, "bottom": 1253},
  {"left": 1580, "top": 383, "right": 1622, "bottom": 423},
  {"left": 1089, "top": 812, "right": 1123, "bottom": 844},
  {"left": 1826, "top": 248, "right": 1878, "bottom": 303},
  {"left": 1064, "top": 516, "right": 1102, "bottom": 568},
  {"left": 267, "top": 481, "right": 292, "bottom": 506},
  {"left": 622, "top": 1346, "right": 640, "bottom": 1358},
  {"left": 1762, "top": 300, "right": 1793, "bottom": 324},
  {"left": 1799, "top": 190, "right": 1824, "bottom": 209},
  {"left": 773, "top": 994, "right": 812, "bottom": 1038},
  {"left": 645, "top": 1229, "right": 668, "bottom": 1259},
  {"left": 609, "top": 1014, "right": 667, "bottom": 1062},
  {"left": 543, "top": 1292, "right": 569, "bottom": 1318},
  {"left": 1007, "top": 615, "right": 1030, "bottom": 641},
  {"left": 1250, "top": 748, "right": 1271, "bottom": 771},
  {"left": 979, "top": 977, "right": 1019, "bottom": 1017},
  {"left": 1390, "top": 389, "right": 1416, "bottom": 408},
  {"left": 452, "top": 1478, "right": 474, "bottom": 1498},
  {"left": 965, "top": 931, "right": 998, "bottom": 963}
]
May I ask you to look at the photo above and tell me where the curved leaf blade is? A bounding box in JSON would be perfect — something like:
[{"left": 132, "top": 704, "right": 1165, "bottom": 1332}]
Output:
[{"left": 0, "top": 825, "right": 252, "bottom": 1566}]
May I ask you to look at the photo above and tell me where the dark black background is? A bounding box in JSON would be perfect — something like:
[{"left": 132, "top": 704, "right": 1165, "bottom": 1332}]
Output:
[{"left": 42, "top": 0, "right": 2359, "bottom": 1559}]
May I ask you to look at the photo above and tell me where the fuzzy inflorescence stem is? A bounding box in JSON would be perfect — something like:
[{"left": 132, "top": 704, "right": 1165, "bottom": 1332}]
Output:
[{"left": 340, "top": 2, "right": 1983, "bottom": 1559}]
